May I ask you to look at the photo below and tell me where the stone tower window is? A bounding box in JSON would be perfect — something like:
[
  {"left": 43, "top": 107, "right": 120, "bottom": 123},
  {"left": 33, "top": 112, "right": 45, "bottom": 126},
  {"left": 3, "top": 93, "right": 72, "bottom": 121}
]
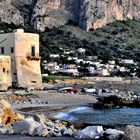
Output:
[
  {"left": 1, "top": 47, "right": 4, "bottom": 54},
  {"left": 31, "top": 46, "right": 35, "bottom": 56},
  {"left": 11, "top": 47, "right": 14, "bottom": 53},
  {"left": 3, "top": 68, "right": 5, "bottom": 73}
]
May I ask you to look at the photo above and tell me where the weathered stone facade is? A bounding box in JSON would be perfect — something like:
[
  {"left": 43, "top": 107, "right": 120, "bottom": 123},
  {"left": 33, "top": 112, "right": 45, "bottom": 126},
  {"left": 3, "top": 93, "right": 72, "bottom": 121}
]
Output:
[
  {"left": 0, "top": 56, "right": 12, "bottom": 91},
  {"left": 0, "top": 29, "right": 43, "bottom": 90}
]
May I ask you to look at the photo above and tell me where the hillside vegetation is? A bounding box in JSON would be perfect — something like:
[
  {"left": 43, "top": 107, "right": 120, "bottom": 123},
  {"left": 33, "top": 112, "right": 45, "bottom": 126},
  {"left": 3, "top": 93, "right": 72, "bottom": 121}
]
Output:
[
  {"left": 40, "top": 20, "right": 140, "bottom": 63},
  {"left": 0, "top": 20, "right": 140, "bottom": 63}
]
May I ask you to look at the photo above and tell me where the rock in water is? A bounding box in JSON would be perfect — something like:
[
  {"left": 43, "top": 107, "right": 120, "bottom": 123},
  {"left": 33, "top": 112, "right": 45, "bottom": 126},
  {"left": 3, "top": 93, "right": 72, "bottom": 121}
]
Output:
[
  {"left": 125, "top": 125, "right": 140, "bottom": 140},
  {"left": 13, "top": 117, "right": 40, "bottom": 135},
  {"left": 75, "top": 126, "right": 103, "bottom": 139},
  {"left": 93, "top": 95, "right": 140, "bottom": 108}
]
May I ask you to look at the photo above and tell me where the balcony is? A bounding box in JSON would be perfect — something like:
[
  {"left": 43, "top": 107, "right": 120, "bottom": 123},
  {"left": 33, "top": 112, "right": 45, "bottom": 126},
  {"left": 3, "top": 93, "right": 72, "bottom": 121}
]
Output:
[{"left": 26, "top": 56, "right": 41, "bottom": 61}]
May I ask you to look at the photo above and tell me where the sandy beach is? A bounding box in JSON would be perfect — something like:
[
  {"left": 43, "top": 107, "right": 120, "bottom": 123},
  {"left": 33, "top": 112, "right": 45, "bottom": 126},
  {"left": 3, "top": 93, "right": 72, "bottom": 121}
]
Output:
[
  {"left": 5, "top": 90, "right": 97, "bottom": 115},
  {"left": 0, "top": 85, "right": 139, "bottom": 140},
  {"left": 0, "top": 90, "right": 97, "bottom": 140}
]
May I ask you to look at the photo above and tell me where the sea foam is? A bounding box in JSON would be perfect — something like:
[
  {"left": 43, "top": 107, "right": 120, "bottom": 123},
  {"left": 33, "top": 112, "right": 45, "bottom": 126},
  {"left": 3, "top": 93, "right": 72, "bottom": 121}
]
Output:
[
  {"left": 69, "top": 107, "right": 93, "bottom": 114},
  {"left": 54, "top": 112, "right": 78, "bottom": 121}
]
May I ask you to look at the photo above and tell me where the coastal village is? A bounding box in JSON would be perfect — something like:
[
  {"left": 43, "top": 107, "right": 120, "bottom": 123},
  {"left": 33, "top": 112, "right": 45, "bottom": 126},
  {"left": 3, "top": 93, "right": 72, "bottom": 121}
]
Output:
[
  {"left": 42, "top": 47, "right": 139, "bottom": 78},
  {"left": 0, "top": 0, "right": 139, "bottom": 139},
  {"left": 0, "top": 28, "right": 139, "bottom": 91},
  {"left": 0, "top": 29, "right": 139, "bottom": 140}
]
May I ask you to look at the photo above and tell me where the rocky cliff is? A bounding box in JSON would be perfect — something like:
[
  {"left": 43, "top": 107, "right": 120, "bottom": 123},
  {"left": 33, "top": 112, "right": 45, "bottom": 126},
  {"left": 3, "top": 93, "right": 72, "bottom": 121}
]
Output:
[{"left": 0, "top": 0, "right": 140, "bottom": 31}]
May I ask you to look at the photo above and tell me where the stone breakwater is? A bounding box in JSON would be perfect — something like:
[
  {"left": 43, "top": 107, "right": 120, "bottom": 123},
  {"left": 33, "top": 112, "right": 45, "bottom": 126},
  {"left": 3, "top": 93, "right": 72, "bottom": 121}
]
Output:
[
  {"left": 0, "top": 114, "right": 139, "bottom": 140},
  {"left": 0, "top": 99, "right": 139, "bottom": 140}
]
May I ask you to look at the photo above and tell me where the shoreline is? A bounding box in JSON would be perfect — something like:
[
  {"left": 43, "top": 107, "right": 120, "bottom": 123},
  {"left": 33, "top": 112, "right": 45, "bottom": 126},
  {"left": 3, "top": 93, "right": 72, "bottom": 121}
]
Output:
[{"left": 0, "top": 87, "right": 139, "bottom": 139}]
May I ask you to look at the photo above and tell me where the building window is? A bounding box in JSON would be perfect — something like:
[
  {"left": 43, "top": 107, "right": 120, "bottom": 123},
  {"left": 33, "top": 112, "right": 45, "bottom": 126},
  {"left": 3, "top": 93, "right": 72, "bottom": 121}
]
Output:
[
  {"left": 31, "top": 81, "right": 37, "bottom": 83},
  {"left": 11, "top": 47, "right": 14, "bottom": 53},
  {"left": 1, "top": 47, "right": 4, "bottom": 54},
  {"left": 31, "top": 46, "right": 35, "bottom": 56},
  {"left": 14, "top": 73, "right": 17, "bottom": 75},
  {"left": 3, "top": 68, "right": 5, "bottom": 73}
]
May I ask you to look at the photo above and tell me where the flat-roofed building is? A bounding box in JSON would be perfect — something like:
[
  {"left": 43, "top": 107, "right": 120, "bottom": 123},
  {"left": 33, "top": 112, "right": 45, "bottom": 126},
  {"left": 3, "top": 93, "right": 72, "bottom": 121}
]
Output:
[{"left": 0, "top": 29, "right": 43, "bottom": 90}]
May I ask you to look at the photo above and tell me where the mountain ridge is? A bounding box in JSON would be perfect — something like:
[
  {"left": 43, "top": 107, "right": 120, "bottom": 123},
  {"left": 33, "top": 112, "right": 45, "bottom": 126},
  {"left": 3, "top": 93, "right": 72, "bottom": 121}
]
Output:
[{"left": 0, "top": 0, "right": 140, "bottom": 31}]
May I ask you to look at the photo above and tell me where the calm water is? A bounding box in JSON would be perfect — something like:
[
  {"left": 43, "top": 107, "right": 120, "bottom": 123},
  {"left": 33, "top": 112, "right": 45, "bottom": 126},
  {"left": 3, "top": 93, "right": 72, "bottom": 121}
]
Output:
[{"left": 55, "top": 107, "right": 140, "bottom": 126}]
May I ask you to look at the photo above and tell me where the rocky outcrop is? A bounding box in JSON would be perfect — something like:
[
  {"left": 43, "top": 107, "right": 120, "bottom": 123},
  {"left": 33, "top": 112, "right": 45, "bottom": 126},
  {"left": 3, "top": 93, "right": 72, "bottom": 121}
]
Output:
[
  {"left": 0, "top": 0, "right": 140, "bottom": 31},
  {"left": 13, "top": 115, "right": 77, "bottom": 137},
  {"left": 75, "top": 126, "right": 103, "bottom": 139},
  {"left": 125, "top": 125, "right": 140, "bottom": 140},
  {"left": 93, "top": 95, "right": 140, "bottom": 109},
  {"left": 75, "top": 126, "right": 129, "bottom": 140},
  {"left": 83, "top": 0, "right": 140, "bottom": 31},
  {"left": 31, "top": 0, "right": 70, "bottom": 31},
  {"left": 0, "top": 0, "right": 24, "bottom": 25},
  {"left": 0, "top": 99, "right": 24, "bottom": 125}
]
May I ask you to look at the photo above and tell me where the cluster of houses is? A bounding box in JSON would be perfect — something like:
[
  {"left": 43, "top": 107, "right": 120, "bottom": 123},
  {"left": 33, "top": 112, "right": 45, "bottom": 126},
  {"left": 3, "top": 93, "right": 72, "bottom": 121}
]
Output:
[
  {"left": 42, "top": 48, "right": 138, "bottom": 77},
  {"left": 0, "top": 29, "right": 138, "bottom": 92}
]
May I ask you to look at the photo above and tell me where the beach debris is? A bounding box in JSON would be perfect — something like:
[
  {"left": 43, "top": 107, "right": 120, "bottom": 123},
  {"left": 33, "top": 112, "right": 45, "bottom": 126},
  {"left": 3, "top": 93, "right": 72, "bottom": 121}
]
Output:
[
  {"left": 75, "top": 126, "right": 103, "bottom": 139},
  {"left": 83, "top": 88, "right": 98, "bottom": 94}
]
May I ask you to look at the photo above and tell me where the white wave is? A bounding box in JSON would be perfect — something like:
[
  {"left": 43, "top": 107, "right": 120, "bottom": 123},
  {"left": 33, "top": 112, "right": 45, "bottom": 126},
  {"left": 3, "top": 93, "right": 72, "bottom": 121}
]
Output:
[
  {"left": 54, "top": 112, "right": 78, "bottom": 121},
  {"left": 69, "top": 107, "right": 93, "bottom": 114}
]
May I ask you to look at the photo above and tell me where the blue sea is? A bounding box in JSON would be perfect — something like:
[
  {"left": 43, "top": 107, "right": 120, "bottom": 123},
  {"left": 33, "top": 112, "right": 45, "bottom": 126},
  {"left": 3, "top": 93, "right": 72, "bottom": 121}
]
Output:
[{"left": 55, "top": 107, "right": 140, "bottom": 126}]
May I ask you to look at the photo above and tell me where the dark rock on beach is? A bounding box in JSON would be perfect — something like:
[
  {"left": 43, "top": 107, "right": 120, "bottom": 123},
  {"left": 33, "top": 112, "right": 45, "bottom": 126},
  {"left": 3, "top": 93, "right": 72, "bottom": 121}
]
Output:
[{"left": 93, "top": 95, "right": 140, "bottom": 109}]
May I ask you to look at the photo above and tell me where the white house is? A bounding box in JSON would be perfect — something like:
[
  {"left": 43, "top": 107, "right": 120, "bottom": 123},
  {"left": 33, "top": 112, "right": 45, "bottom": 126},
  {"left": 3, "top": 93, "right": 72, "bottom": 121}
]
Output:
[
  {"left": 120, "top": 59, "right": 134, "bottom": 64},
  {"left": 77, "top": 48, "right": 86, "bottom": 53},
  {"left": 59, "top": 68, "right": 79, "bottom": 76},
  {"left": 50, "top": 54, "right": 60, "bottom": 58},
  {"left": 75, "top": 59, "right": 84, "bottom": 64}
]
